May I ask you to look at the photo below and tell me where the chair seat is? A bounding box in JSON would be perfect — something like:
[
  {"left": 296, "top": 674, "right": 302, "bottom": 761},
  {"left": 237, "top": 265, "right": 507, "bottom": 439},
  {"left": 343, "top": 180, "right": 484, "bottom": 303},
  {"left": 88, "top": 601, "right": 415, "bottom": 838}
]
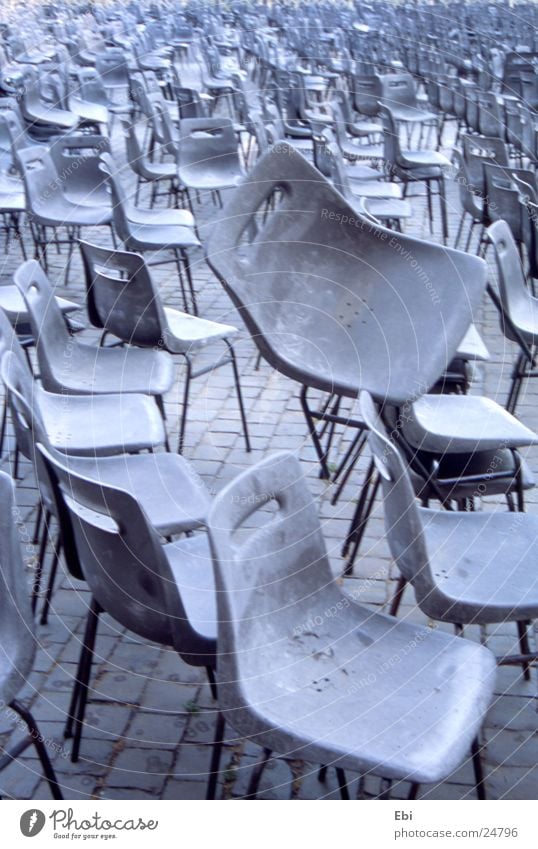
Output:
[
  {"left": 38, "top": 386, "right": 166, "bottom": 455},
  {"left": 362, "top": 197, "right": 413, "bottom": 220},
  {"left": 232, "top": 596, "right": 495, "bottom": 783},
  {"left": 420, "top": 508, "right": 538, "bottom": 623},
  {"left": 24, "top": 104, "right": 79, "bottom": 130},
  {"left": 125, "top": 221, "right": 201, "bottom": 251},
  {"left": 342, "top": 140, "right": 384, "bottom": 161},
  {"left": 404, "top": 394, "right": 538, "bottom": 452},
  {"left": 41, "top": 341, "right": 174, "bottom": 396},
  {"left": 29, "top": 196, "right": 112, "bottom": 228},
  {"left": 127, "top": 205, "right": 195, "bottom": 229},
  {"left": 178, "top": 162, "right": 245, "bottom": 192},
  {"left": 400, "top": 149, "right": 451, "bottom": 169},
  {"left": 348, "top": 120, "right": 381, "bottom": 137},
  {"left": 412, "top": 448, "right": 535, "bottom": 501},
  {"left": 348, "top": 180, "right": 402, "bottom": 199},
  {"left": 65, "top": 451, "right": 211, "bottom": 536},
  {"left": 456, "top": 323, "right": 489, "bottom": 361},
  {"left": 0, "top": 189, "right": 25, "bottom": 212},
  {"left": 0, "top": 285, "right": 79, "bottom": 328},
  {"left": 163, "top": 307, "right": 237, "bottom": 354},
  {"left": 166, "top": 534, "right": 217, "bottom": 656},
  {"left": 346, "top": 164, "right": 383, "bottom": 181},
  {"left": 69, "top": 97, "right": 109, "bottom": 126},
  {"left": 385, "top": 105, "right": 438, "bottom": 124}
]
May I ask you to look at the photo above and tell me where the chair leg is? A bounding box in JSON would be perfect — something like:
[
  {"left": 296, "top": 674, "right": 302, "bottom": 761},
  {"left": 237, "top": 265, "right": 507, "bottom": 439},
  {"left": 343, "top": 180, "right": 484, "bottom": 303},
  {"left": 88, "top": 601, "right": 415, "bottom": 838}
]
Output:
[
  {"left": 69, "top": 598, "right": 100, "bottom": 762},
  {"left": 32, "top": 499, "right": 43, "bottom": 545},
  {"left": 300, "top": 384, "right": 331, "bottom": 479},
  {"left": 318, "top": 764, "right": 328, "bottom": 783},
  {"left": 390, "top": 574, "right": 408, "bottom": 617},
  {"left": 471, "top": 736, "right": 487, "bottom": 800},
  {"left": 246, "top": 748, "right": 272, "bottom": 798},
  {"left": 206, "top": 712, "right": 226, "bottom": 800},
  {"left": 178, "top": 355, "right": 192, "bottom": 454},
  {"left": 205, "top": 665, "right": 218, "bottom": 700},
  {"left": 225, "top": 340, "right": 251, "bottom": 452},
  {"left": 438, "top": 176, "right": 448, "bottom": 244},
  {"left": 40, "top": 534, "right": 62, "bottom": 626},
  {"left": 32, "top": 510, "right": 51, "bottom": 615},
  {"left": 9, "top": 699, "right": 63, "bottom": 800},
  {"left": 408, "top": 782, "right": 420, "bottom": 799},
  {"left": 180, "top": 250, "right": 198, "bottom": 316},
  {"left": 517, "top": 621, "right": 532, "bottom": 680},
  {"left": 335, "top": 767, "right": 350, "bottom": 799}
]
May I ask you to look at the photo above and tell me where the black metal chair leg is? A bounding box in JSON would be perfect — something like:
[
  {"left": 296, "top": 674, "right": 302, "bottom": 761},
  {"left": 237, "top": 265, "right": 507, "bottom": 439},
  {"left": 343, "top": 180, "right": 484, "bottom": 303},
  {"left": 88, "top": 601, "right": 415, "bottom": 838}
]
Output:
[
  {"left": 70, "top": 598, "right": 100, "bottom": 762},
  {"left": 32, "top": 499, "right": 43, "bottom": 545},
  {"left": 9, "top": 699, "right": 63, "bottom": 799},
  {"left": 206, "top": 712, "right": 226, "bottom": 800},
  {"left": 471, "top": 737, "right": 487, "bottom": 800},
  {"left": 205, "top": 665, "right": 218, "bottom": 700},
  {"left": 178, "top": 355, "right": 192, "bottom": 454},
  {"left": 390, "top": 574, "right": 408, "bottom": 617},
  {"left": 246, "top": 748, "right": 272, "bottom": 798},
  {"left": 32, "top": 510, "right": 51, "bottom": 615},
  {"left": 300, "top": 385, "right": 331, "bottom": 479},
  {"left": 318, "top": 764, "right": 328, "bottom": 783},
  {"left": 225, "top": 340, "right": 251, "bottom": 452},
  {"left": 40, "top": 535, "right": 62, "bottom": 626},
  {"left": 517, "top": 621, "right": 532, "bottom": 680},
  {"left": 408, "top": 782, "right": 420, "bottom": 799},
  {"left": 335, "top": 767, "right": 350, "bottom": 799}
]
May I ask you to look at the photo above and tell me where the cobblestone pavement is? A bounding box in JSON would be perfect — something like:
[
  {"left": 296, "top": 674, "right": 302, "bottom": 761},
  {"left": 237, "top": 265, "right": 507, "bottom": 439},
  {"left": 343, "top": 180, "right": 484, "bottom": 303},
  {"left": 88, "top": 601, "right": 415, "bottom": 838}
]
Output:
[{"left": 0, "top": 65, "right": 536, "bottom": 801}]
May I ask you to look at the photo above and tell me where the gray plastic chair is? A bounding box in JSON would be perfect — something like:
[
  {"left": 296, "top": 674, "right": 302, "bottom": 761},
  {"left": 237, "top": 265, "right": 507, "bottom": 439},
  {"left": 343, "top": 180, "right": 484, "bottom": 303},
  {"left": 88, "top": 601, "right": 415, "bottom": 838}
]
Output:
[
  {"left": 205, "top": 451, "right": 496, "bottom": 800},
  {"left": 79, "top": 240, "right": 250, "bottom": 453},
  {"left": 206, "top": 144, "right": 486, "bottom": 410},
  {"left": 17, "top": 146, "right": 114, "bottom": 283},
  {"left": 99, "top": 152, "right": 201, "bottom": 315},
  {"left": 1, "top": 343, "right": 166, "bottom": 458},
  {"left": 13, "top": 259, "right": 174, "bottom": 439},
  {"left": 379, "top": 106, "right": 450, "bottom": 242},
  {"left": 38, "top": 443, "right": 217, "bottom": 761},
  {"left": 488, "top": 219, "right": 538, "bottom": 413},
  {"left": 177, "top": 117, "right": 246, "bottom": 207},
  {"left": 0, "top": 470, "right": 63, "bottom": 798},
  {"left": 2, "top": 348, "right": 211, "bottom": 623},
  {"left": 361, "top": 391, "right": 538, "bottom": 670},
  {"left": 47, "top": 133, "right": 112, "bottom": 208}
]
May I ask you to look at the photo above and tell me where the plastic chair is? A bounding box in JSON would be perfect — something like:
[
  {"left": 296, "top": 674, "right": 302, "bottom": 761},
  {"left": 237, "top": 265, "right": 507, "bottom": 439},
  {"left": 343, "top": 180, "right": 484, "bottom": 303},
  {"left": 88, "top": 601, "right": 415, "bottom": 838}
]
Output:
[
  {"left": 361, "top": 390, "right": 538, "bottom": 672},
  {"left": 379, "top": 106, "right": 450, "bottom": 242},
  {"left": 0, "top": 470, "right": 63, "bottom": 798},
  {"left": 20, "top": 76, "right": 79, "bottom": 135},
  {"left": 120, "top": 117, "right": 179, "bottom": 207},
  {"left": 488, "top": 219, "right": 538, "bottom": 413},
  {"left": 79, "top": 240, "right": 250, "bottom": 453},
  {"left": 13, "top": 259, "right": 174, "bottom": 415},
  {"left": 1, "top": 349, "right": 211, "bottom": 625},
  {"left": 379, "top": 73, "right": 438, "bottom": 146},
  {"left": 177, "top": 117, "right": 246, "bottom": 207},
  {"left": 99, "top": 152, "right": 201, "bottom": 315},
  {"left": 38, "top": 442, "right": 217, "bottom": 762},
  {"left": 205, "top": 450, "right": 496, "bottom": 800},
  {"left": 17, "top": 145, "right": 114, "bottom": 284},
  {"left": 46, "top": 133, "right": 112, "bottom": 208},
  {"left": 451, "top": 150, "right": 486, "bottom": 253}
]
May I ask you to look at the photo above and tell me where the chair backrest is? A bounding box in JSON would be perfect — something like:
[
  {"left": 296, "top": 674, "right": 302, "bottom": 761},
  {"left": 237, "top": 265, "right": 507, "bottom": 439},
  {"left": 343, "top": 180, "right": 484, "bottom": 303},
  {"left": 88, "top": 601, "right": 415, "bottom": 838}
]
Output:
[
  {"left": 483, "top": 163, "right": 524, "bottom": 238},
  {"left": 13, "top": 260, "right": 71, "bottom": 389},
  {"left": 206, "top": 145, "right": 487, "bottom": 404},
  {"left": 79, "top": 240, "right": 165, "bottom": 345},
  {"left": 488, "top": 219, "right": 532, "bottom": 335},
  {"left": 0, "top": 469, "right": 35, "bottom": 704},
  {"left": 174, "top": 86, "right": 207, "bottom": 119},
  {"left": 37, "top": 442, "right": 212, "bottom": 662},
  {"left": 47, "top": 133, "right": 111, "bottom": 205},
  {"left": 178, "top": 116, "right": 238, "bottom": 161},
  {"left": 98, "top": 152, "right": 132, "bottom": 245},
  {"left": 206, "top": 450, "right": 331, "bottom": 705},
  {"left": 462, "top": 134, "right": 509, "bottom": 195},
  {"left": 379, "top": 72, "right": 417, "bottom": 110},
  {"left": 451, "top": 150, "right": 483, "bottom": 219},
  {"left": 379, "top": 105, "right": 403, "bottom": 170},
  {"left": 352, "top": 74, "right": 382, "bottom": 117},
  {"left": 359, "top": 390, "right": 432, "bottom": 600},
  {"left": 95, "top": 48, "right": 130, "bottom": 87}
]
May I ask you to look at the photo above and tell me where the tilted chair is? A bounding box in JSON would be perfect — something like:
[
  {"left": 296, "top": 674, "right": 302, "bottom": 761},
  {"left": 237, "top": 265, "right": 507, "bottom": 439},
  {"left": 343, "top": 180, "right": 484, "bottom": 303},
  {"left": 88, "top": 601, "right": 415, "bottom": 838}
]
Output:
[
  {"left": 0, "top": 470, "right": 63, "bottom": 798},
  {"left": 361, "top": 390, "right": 538, "bottom": 674},
  {"left": 205, "top": 451, "right": 496, "bottom": 800},
  {"left": 79, "top": 240, "right": 250, "bottom": 453},
  {"left": 38, "top": 443, "right": 217, "bottom": 762}
]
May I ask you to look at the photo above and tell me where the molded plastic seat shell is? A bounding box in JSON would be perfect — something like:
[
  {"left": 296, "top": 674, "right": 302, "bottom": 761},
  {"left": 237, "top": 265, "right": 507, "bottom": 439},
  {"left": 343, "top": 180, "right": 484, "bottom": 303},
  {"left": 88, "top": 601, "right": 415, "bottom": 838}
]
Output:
[
  {"left": 206, "top": 144, "right": 487, "bottom": 404},
  {"left": 207, "top": 451, "right": 496, "bottom": 784}
]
